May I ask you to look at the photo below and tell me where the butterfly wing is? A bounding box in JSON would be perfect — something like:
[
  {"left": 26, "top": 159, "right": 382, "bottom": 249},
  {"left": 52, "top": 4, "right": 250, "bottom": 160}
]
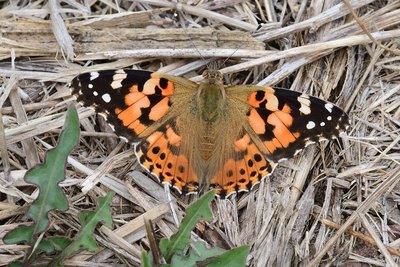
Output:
[
  {"left": 243, "top": 86, "right": 349, "bottom": 161},
  {"left": 71, "top": 69, "right": 200, "bottom": 194},
  {"left": 209, "top": 85, "right": 350, "bottom": 197}
]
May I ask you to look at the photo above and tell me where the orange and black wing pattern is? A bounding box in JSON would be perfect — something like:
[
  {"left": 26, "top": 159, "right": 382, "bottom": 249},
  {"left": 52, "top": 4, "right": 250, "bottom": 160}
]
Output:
[
  {"left": 71, "top": 69, "right": 175, "bottom": 142},
  {"left": 71, "top": 69, "right": 199, "bottom": 195},
  {"left": 245, "top": 87, "right": 349, "bottom": 162}
]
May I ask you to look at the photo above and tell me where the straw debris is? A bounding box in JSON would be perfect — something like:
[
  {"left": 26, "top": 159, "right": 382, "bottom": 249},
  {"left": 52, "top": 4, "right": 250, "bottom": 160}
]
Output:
[{"left": 0, "top": 0, "right": 399, "bottom": 266}]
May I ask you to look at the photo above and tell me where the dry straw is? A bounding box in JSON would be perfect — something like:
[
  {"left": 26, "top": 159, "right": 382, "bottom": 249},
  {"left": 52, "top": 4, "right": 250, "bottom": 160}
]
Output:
[{"left": 0, "top": 0, "right": 399, "bottom": 266}]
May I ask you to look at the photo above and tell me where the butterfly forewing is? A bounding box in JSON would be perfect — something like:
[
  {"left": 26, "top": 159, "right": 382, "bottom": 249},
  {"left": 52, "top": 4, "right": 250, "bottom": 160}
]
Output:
[
  {"left": 228, "top": 85, "right": 349, "bottom": 162},
  {"left": 71, "top": 69, "right": 185, "bottom": 142}
]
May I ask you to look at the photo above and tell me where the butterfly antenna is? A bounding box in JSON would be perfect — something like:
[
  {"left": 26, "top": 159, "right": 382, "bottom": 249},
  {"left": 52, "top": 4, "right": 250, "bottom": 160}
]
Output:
[
  {"left": 174, "top": 11, "right": 208, "bottom": 65},
  {"left": 218, "top": 24, "right": 263, "bottom": 70},
  {"left": 219, "top": 46, "right": 240, "bottom": 70}
]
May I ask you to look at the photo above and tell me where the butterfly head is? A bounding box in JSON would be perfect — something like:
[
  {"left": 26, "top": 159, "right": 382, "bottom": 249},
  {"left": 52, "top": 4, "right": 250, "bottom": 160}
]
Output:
[{"left": 202, "top": 69, "right": 223, "bottom": 85}]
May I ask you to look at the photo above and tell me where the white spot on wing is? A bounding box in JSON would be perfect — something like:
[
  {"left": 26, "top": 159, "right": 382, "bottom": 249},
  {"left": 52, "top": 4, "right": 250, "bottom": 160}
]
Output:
[
  {"left": 306, "top": 121, "right": 316, "bottom": 129},
  {"left": 115, "top": 69, "right": 126, "bottom": 74},
  {"left": 113, "top": 73, "right": 127, "bottom": 81},
  {"left": 88, "top": 84, "right": 93, "bottom": 89},
  {"left": 325, "top": 103, "right": 333, "bottom": 113},
  {"left": 90, "top": 72, "right": 99, "bottom": 80},
  {"left": 111, "top": 80, "right": 123, "bottom": 89},
  {"left": 102, "top": 93, "right": 111, "bottom": 103},
  {"left": 320, "top": 122, "right": 325, "bottom": 126},
  {"left": 327, "top": 116, "right": 332, "bottom": 121},
  {"left": 297, "top": 94, "right": 311, "bottom": 115},
  {"left": 93, "top": 91, "right": 98, "bottom": 96},
  {"left": 111, "top": 71, "right": 128, "bottom": 89}
]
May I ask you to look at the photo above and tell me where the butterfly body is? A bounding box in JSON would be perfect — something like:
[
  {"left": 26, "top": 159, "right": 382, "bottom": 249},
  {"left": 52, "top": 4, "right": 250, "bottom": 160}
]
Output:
[{"left": 71, "top": 68, "right": 349, "bottom": 198}]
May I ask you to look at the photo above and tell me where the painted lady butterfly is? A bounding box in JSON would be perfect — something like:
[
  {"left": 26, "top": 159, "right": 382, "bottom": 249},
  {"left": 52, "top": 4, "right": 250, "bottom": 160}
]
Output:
[{"left": 71, "top": 68, "right": 349, "bottom": 198}]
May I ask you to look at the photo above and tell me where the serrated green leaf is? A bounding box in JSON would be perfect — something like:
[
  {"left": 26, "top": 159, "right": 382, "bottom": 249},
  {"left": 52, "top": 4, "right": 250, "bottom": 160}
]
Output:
[
  {"left": 170, "top": 241, "right": 225, "bottom": 267},
  {"left": 52, "top": 191, "right": 114, "bottom": 265},
  {"left": 27, "top": 105, "right": 79, "bottom": 234},
  {"left": 160, "top": 190, "right": 215, "bottom": 262},
  {"left": 4, "top": 106, "right": 79, "bottom": 246},
  {"left": 199, "top": 245, "right": 249, "bottom": 267}
]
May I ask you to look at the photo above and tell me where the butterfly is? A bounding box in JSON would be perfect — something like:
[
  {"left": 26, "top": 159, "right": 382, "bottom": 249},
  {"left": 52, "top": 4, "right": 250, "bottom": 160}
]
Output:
[{"left": 70, "top": 68, "right": 349, "bottom": 198}]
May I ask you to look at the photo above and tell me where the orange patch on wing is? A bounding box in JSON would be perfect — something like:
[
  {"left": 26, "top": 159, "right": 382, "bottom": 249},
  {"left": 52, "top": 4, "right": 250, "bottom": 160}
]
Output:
[
  {"left": 115, "top": 108, "right": 122, "bottom": 115},
  {"left": 117, "top": 97, "right": 150, "bottom": 126},
  {"left": 128, "top": 119, "right": 146, "bottom": 135},
  {"left": 235, "top": 133, "right": 251, "bottom": 151},
  {"left": 166, "top": 127, "right": 181, "bottom": 145},
  {"left": 248, "top": 109, "right": 265, "bottom": 134},
  {"left": 130, "top": 84, "right": 139, "bottom": 93},
  {"left": 264, "top": 140, "right": 278, "bottom": 153},
  {"left": 125, "top": 92, "right": 145, "bottom": 106},
  {"left": 267, "top": 113, "right": 296, "bottom": 148},
  {"left": 274, "top": 110, "right": 293, "bottom": 127},
  {"left": 248, "top": 89, "right": 275, "bottom": 107},
  {"left": 149, "top": 97, "right": 170, "bottom": 121},
  {"left": 146, "top": 131, "right": 163, "bottom": 146},
  {"left": 161, "top": 80, "right": 174, "bottom": 95},
  {"left": 248, "top": 93, "right": 260, "bottom": 107},
  {"left": 150, "top": 73, "right": 175, "bottom": 96},
  {"left": 281, "top": 104, "right": 291, "bottom": 114},
  {"left": 164, "top": 152, "right": 198, "bottom": 193}
]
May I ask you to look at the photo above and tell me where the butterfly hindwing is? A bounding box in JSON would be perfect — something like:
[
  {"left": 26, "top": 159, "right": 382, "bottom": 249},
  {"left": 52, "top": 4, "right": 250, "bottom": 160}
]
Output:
[
  {"left": 135, "top": 120, "right": 200, "bottom": 195},
  {"left": 209, "top": 131, "right": 277, "bottom": 197}
]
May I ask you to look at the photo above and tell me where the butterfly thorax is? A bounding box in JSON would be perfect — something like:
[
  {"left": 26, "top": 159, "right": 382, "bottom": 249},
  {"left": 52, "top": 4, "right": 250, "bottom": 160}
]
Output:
[{"left": 197, "top": 69, "right": 225, "bottom": 122}]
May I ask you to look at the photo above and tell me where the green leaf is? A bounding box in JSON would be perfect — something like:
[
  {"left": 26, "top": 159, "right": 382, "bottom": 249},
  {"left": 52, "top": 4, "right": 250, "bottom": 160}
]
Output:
[
  {"left": 3, "top": 225, "right": 34, "bottom": 244},
  {"left": 170, "top": 241, "right": 225, "bottom": 267},
  {"left": 37, "top": 236, "right": 71, "bottom": 254},
  {"left": 160, "top": 190, "right": 215, "bottom": 262},
  {"left": 141, "top": 250, "right": 152, "bottom": 267},
  {"left": 27, "top": 105, "right": 79, "bottom": 233},
  {"left": 4, "top": 105, "right": 80, "bottom": 244},
  {"left": 199, "top": 246, "right": 250, "bottom": 267},
  {"left": 53, "top": 191, "right": 114, "bottom": 265}
]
